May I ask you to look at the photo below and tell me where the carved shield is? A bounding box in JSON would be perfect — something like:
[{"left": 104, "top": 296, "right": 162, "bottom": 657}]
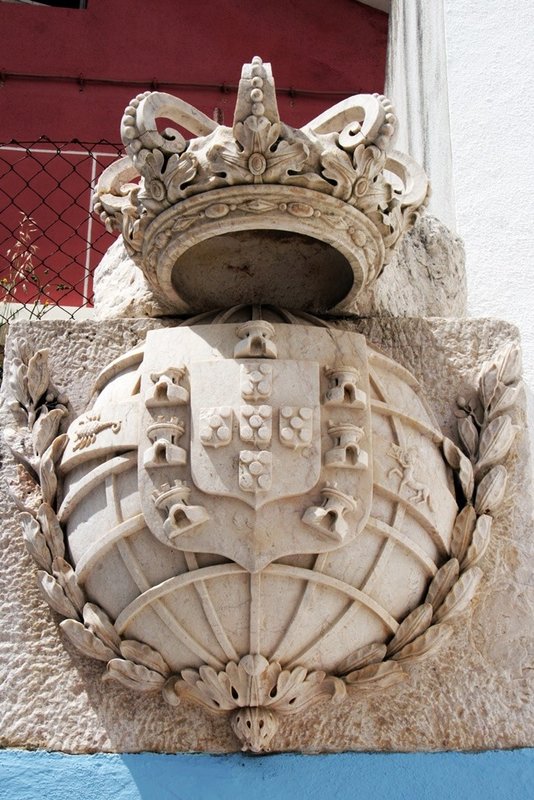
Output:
[{"left": 139, "top": 324, "right": 373, "bottom": 571}]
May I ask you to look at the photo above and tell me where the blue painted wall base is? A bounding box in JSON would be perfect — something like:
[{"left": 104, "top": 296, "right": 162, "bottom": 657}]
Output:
[{"left": 1, "top": 749, "right": 533, "bottom": 800}]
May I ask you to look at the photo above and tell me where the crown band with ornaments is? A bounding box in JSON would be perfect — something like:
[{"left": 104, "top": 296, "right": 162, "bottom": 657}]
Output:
[{"left": 94, "top": 56, "right": 429, "bottom": 314}]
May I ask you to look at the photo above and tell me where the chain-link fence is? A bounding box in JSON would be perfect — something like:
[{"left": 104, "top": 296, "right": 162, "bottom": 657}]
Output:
[{"left": 0, "top": 138, "right": 123, "bottom": 332}]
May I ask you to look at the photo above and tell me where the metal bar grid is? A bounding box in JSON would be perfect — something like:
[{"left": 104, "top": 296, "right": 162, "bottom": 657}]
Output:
[{"left": 0, "top": 137, "right": 123, "bottom": 326}]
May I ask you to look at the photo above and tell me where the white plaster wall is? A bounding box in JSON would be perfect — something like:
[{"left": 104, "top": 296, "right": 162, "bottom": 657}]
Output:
[{"left": 444, "top": 0, "right": 534, "bottom": 446}]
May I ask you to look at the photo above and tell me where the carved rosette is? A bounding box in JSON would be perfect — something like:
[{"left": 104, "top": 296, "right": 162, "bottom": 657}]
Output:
[
  {"left": 5, "top": 325, "right": 521, "bottom": 752},
  {"left": 93, "top": 57, "right": 428, "bottom": 312}
]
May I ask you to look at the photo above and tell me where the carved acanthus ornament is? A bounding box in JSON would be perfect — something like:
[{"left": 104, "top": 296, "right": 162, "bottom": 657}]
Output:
[{"left": 164, "top": 655, "right": 345, "bottom": 753}]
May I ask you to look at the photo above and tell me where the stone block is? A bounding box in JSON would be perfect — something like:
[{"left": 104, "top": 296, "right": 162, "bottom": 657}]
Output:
[{"left": 0, "top": 316, "right": 530, "bottom": 754}]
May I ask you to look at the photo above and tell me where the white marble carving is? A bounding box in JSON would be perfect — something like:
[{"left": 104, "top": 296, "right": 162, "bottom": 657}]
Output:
[
  {"left": 153, "top": 481, "right": 210, "bottom": 540},
  {"left": 2, "top": 318, "right": 524, "bottom": 753},
  {"left": 93, "top": 57, "right": 428, "bottom": 314},
  {"left": 5, "top": 317, "right": 519, "bottom": 753},
  {"left": 5, "top": 57, "right": 516, "bottom": 757}
]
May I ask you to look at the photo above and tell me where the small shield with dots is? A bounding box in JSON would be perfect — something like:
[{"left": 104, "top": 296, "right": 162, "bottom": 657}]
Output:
[{"left": 189, "top": 357, "right": 321, "bottom": 509}]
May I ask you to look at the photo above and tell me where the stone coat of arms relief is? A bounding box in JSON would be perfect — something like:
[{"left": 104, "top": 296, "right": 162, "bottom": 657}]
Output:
[{"left": 2, "top": 57, "right": 524, "bottom": 753}]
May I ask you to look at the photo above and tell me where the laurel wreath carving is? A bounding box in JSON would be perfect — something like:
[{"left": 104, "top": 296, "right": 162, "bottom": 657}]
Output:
[
  {"left": 5, "top": 339, "right": 521, "bottom": 752},
  {"left": 5, "top": 341, "right": 172, "bottom": 692},
  {"left": 332, "top": 342, "right": 521, "bottom": 685}
]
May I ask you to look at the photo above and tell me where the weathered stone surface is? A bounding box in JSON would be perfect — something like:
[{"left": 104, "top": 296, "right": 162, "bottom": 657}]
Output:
[
  {"left": 0, "top": 316, "right": 531, "bottom": 753},
  {"left": 92, "top": 238, "right": 175, "bottom": 320},
  {"left": 354, "top": 215, "right": 466, "bottom": 317},
  {"left": 93, "top": 215, "right": 465, "bottom": 321}
]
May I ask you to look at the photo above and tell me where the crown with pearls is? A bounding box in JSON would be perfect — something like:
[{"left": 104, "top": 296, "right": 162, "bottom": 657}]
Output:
[{"left": 94, "top": 57, "right": 428, "bottom": 314}]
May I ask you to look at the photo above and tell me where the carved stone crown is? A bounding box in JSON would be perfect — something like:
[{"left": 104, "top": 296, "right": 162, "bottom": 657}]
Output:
[{"left": 94, "top": 56, "right": 429, "bottom": 314}]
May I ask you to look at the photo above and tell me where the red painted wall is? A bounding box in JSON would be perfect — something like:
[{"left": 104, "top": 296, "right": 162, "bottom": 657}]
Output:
[
  {"left": 0, "top": 0, "right": 388, "bottom": 142},
  {"left": 0, "top": 0, "right": 387, "bottom": 311}
]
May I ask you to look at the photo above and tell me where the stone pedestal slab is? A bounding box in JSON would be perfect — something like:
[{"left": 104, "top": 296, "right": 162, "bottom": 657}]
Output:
[{"left": 0, "top": 316, "right": 531, "bottom": 753}]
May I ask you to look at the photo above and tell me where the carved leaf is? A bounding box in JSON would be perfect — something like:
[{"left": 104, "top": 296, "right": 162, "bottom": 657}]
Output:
[
  {"left": 487, "top": 384, "right": 521, "bottom": 421},
  {"left": 476, "top": 415, "right": 516, "bottom": 474},
  {"left": 19, "top": 511, "right": 52, "bottom": 571},
  {"left": 259, "top": 667, "right": 346, "bottom": 715},
  {"left": 337, "top": 642, "right": 387, "bottom": 676},
  {"left": 288, "top": 171, "right": 336, "bottom": 195},
  {"left": 83, "top": 603, "right": 121, "bottom": 654},
  {"left": 162, "top": 676, "right": 182, "bottom": 707},
  {"left": 39, "top": 434, "right": 68, "bottom": 506},
  {"left": 219, "top": 659, "right": 269, "bottom": 708},
  {"left": 36, "top": 570, "right": 81, "bottom": 619},
  {"left": 462, "top": 514, "right": 492, "bottom": 570},
  {"left": 10, "top": 488, "right": 40, "bottom": 516},
  {"left": 140, "top": 148, "right": 165, "bottom": 181},
  {"left": 264, "top": 138, "right": 309, "bottom": 183},
  {"left": 386, "top": 603, "right": 433, "bottom": 656},
  {"left": 6, "top": 397, "right": 28, "bottom": 426},
  {"left": 231, "top": 706, "right": 278, "bottom": 753},
  {"left": 27, "top": 349, "right": 50, "bottom": 406},
  {"left": 455, "top": 395, "right": 483, "bottom": 427},
  {"left": 262, "top": 665, "right": 307, "bottom": 710},
  {"left": 344, "top": 661, "right": 407, "bottom": 689},
  {"left": 425, "top": 558, "right": 460, "bottom": 611},
  {"left": 353, "top": 142, "right": 386, "bottom": 180},
  {"left": 475, "top": 465, "right": 508, "bottom": 515},
  {"left": 391, "top": 624, "right": 452, "bottom": 663},
  {"left": 432, "top": 567, "right": 483, "bottom": 624},
  {"left": 458, "top": 416, "right": 479, "bottom": 460},
  {"left": 479, "top": 365, "right": 499, "bottom": 412},
  {"left": 39, "top": 451, "right": 57, "bottom": 505},
  {"left": 198, "top": 662, "right": 244, "bottom": 702},
  {"left": 33, "top": 408, "right": 66, "bottom": 458},
  {"left": 16, "top": 338, "right": 32, "bottom": 366},
  {"left": 450, "top": 505, "right": 477, "bottom": 563},
  {"left": 495, "top": 342, "right": 522, "bottom": 385},
  {"left": 37, "top": 503, "right": 65, "bottom": 560},
  {"left": 8, "top": 357, "right": 29, "bottom": 410},
  {"left": 49, "top": 431, "right": 69, "bottom": 461},
  {"left": 165, "top": 153, "right": 198, "bottom": 204},
  {"left": 274, "top": 672, "right": 346, "bottom": 715},
  {"left": 229, "top": 658, "right": 283, "bottom": 709},
  {"left": 120, "top": 640, "right": 170, "bottom": 677},
  {"left": 4, "top": 426, "right": 38, "bottom": 480},
  {"left": 51, "top": 557, "right": 85, "bottom": 615},
  {"left": 175, "top": 657, "right": 345, "bottom": 716},
  {"left": 105, "top": 658, "right": 167, "bottom": 692},
  {"left": 320, "top": 149, "right": 355, "bottom": 201},
  {"left": 60, "top": 619, "right": 117, "bottom": 662},
  {"left": 245, "top": 115, "right": 280, "bottom": 155},
  {"left": 442, "top": 438, "right": 474, "bottom": 501},
  {"left": 179, "top": 666, "right": 237, "bottom": 711}
]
